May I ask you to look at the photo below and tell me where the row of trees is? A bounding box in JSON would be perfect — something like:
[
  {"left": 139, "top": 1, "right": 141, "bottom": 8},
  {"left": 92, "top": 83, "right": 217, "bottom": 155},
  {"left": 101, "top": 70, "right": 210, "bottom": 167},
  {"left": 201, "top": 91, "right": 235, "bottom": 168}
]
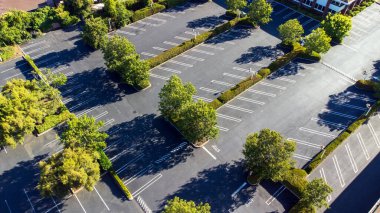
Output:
[
  {"left": 242, "top": 129, "right": 332, "bottom": 211},
  {"left": 278, "top": 13, "right": 352, "bottom": 54},
  {"left": 227, "top": 0, "right": 273, "bottom": 26},
  {"left": 38, "top": 115, "right": 109, "bottom": 197},
  {"left": 159, "top": 75, "right": 219, "bottom": 144}
]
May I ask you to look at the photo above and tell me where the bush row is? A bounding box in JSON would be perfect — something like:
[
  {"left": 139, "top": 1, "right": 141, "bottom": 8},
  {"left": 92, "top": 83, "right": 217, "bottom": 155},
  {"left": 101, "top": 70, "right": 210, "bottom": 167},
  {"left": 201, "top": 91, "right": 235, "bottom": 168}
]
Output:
[
  {"left": 131, "top": 3, "right": 166, "bottom": 22},
  {"left": 24, "top": 54, "right": 45, "bottom": 81},
  {"left": 98, "top": 149, "right": 113, "bottom": 171},
  {"left": 348, "top": 0, "right": 375, "bottom": 17},
  {"left": 147, "top": 17, "right": 242, "bottom": 68},
  {"left": 109, "top": 169, "right": 133, "bottom": 200},
  {"left": 305, "top": 101, "right": 380, "bottom": 173},
  {"left": 355, "top": 79, "right": 376, "bottom": 91},
  {"left": 282, "top": 168, "right": 308, "bottom": 198},
  {"left": 35, "top": 108, "right": 74, "bottom": 134},
  {"left": 298, "top": 50, "right": 321, "bottom": 61}
]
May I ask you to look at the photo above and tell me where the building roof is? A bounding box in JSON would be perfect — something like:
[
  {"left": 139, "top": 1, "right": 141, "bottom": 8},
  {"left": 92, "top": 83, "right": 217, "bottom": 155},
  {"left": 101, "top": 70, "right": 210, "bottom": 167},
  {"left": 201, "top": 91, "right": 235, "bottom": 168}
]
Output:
[{"left": 0, "top": 0, "right": 48, "bottom": 14}]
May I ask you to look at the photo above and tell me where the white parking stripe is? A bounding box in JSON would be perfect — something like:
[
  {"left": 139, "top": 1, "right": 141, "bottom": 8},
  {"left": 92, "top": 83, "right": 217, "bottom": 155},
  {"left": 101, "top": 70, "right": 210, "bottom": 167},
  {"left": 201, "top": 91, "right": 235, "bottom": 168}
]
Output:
[
  {"left": 24, "top": 45, "right": 49, "bottom": 54},
  {"left": 150, "top": 73, "right": 169, "bottom": 80},
  {"left": 138, "top": 20, "right": 159, "bottom": 27},
  {"left": 180, "top": 54, "right": 205, "bottom": 61},
  {"left": 141, "top": 52, "right": 157, "bottom": 57},
  {"left": 163, "top": 41, "right": 179, "bottom": 46},
  {"left": 146, "top": 16, "right": 166, "bottom": 22},
  {"left": 333, "top": 155, "right": 345, "bottom": 187},
  {"left": 22, "top": 41, "right": 46, "bottom": 50},
  {"left": 94, "top": 111, "right": 108, "bottom": 120},
  {"left": 202, "top": 146, "right": 217, "bottom": 160},
  {"left": 115, "top": 154, "right": 144, "bottom": 172},
  {"left": 132, "top": 174, "right": 163, "bottom": 197},
  {"left": 367, "top": 121, "right": 380, "bottom": 148},
  {"left": 331, "top": 101, "right": 367, "bottom": 111},
  {"left": 216, "top": 125, "right": 229, "bottom": 132},
  {"left": 274, "top": 7, "right": 288, "bottom": 15},
  {"left": 216, "top": 113, "right": 242, "bottom": 122},
  {"left": 247, "top": 89, "right": 276, "bottom": 97},
  {"left": 156, "top": 13, "right": 176, "bottom": 18},
  {"left": 174, "top": 36, "right": 189, "bottom": 41},
  {"left": 275, "top": 77, "right": 296, "bottom": 83},
  {"left": 200, "top": 44, "right": 224, "bottom": 50},
  {"left": 77, "top": 106, "right": 101, "bottom": 117},
  {"left": 211, "top": 80, "right": 233, "bottom": 87},
  {"left": 231, "top": 182, "right": 248, "bottom": 197},
  {"left": 199, "top": 87, "right": 220, "bottom": 93},
  {"left": 282, "top": 10, "right": 296, "bottom": 19},
  {"left": 23, "top": 189, "right": 36, "bottom": 213},
  {"left": 116, "top": 30, "right": 136, "bottom": 36},
  {"left": 265, "top": 186, "right": 286, "bottom": 205},
  {"left": 259, "top": 82, "right": 286, "bottom": 90},
  {"left": 345, "top": 144, "right": 358, "bottom": 173},
  {"left": 294, "top": 153, "right": 312, "bottom": 161},
  {"left": 299, "top": 127, "right": 336, "bottom": 138},
  {"left": 124, "top": 25, "right": 146, "bottom": 31},
  {"left": 191, "top": 49, "right": 215, "bottom": 55},
  {"left": 156, "top": 66, "right": 181, "bottom": 74},
  {"left": 73, "top": 193, "right": 87, "bottom": 213},
  {"left": 319, "top": 168, "right": 332, "bottom": 202},
  {"left": 152, "top": 46, "right": 167, "bottom": 51},
  {"left": 357, "top": 133, "right": 370, "bottom": 160},
  {"left": 94, "top": 187, "right": 110, "bottom": 211},
  {"left": 168, "top": 60, "right": 193, "bottom": 67},
  {"left": 124, "top": 165, "right": 154, "bottom": 185},
  {"left": 225, "top": 104, "right": 254, "bottom": 113},
  {"left": 52, "top": 65, "right": 69, "bottom": 74},
  {"left": 136, "top": 196, "right": 152, "bottom": 213},
  {"left": 321, "top": 109, "right": 357, "bottom": 120},
  {"left": 237, "top": 96, "right": 265, "bottom": 105},
  {"left": 193, "top": 95, "right": 213, "bottom": 102},
  {"left": 223, "top": 72, "right": 246, "bottom": 80},
  {"left": 288, "top": 138, "right": 321, "bottom": 149},
  {"left": 310, "top": 117, "right": 347, "bottom": 128},
  {"left": 233, "top": 66, "right": 250, "bottom": 73}
]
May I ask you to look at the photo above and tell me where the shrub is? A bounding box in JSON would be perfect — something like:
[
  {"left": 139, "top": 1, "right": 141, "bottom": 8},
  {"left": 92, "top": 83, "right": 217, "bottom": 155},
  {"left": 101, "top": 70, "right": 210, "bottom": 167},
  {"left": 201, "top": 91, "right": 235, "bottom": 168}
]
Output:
[
  {"left": 35, "top": 108, "right": 74, "bottom": 134},
  {"left": 306, "top": 132, "right": 350, "bottom": 173},
  {"left": 136, "top": 79, "right": 151, "bottom": 90},
  {"left": 346, "top": 116, "right": 366, "bottom": 133},
  {"left": 125, "top": 0, "right": 145, "bottom": 11},
  {"left": 54, "top": 5, "right": 80, "bottom": 27},
  {"left": 298, "top": 50, "right": 321, "bottom": 61},
  {"left": 355, "top": 79, "right": 375, "bottom": 91},
  {"left": 0, "top": 46, "right": 15, "bottom": 62},
  {"left": 289, "top": 202, "right": 316, "bottom": 213},
  {"left": 258, "top": 68, "right": 270, "bottom": 77},
  {"left": 268, "top": 46, "right": 304, "bottom": 71},
  {"left": 24, "top": 54, "right": 45, "bottom": 81},
  {"left": 131, "top": 3, "right": 166, "bottom": 22},
  {"left": 282, "top": 168, "right": 308, "bottom": 197},
  {"left": 109, "top": 169, "right": 133, "bottom": 200},
  {"left": 217, "top": 75, "right": 262, "bottom": 103},
  {"left": 166, "top": 0, "right": 187, "bottom": 8},
  {"left": 98, "top": 150, "right": 112, "bottom": 171},
  {"left": 208, "top": 99, "right": 223, "bottom": 109}
]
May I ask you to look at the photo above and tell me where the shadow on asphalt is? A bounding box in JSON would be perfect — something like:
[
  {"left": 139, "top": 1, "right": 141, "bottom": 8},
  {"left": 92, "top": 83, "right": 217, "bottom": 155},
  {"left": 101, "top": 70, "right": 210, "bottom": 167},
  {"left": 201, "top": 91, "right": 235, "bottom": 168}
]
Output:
[
  {"left": 234, "top": 45, "right": 283, "bottom": 65},
  {"left": 187, "top": 14, "right": 228, "bottom": 29},
  {"left": 205, "top": 26, "right": 252, "bottom": 45}
]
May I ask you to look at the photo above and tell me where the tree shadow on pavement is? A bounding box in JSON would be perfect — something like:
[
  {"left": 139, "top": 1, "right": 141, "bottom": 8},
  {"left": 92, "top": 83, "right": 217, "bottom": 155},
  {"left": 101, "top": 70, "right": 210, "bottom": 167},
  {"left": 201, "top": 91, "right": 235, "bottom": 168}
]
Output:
[
  {"left": 187, "top": 15, "right": 228, "bottom": 29},
  {"left": 317, "top": 85, "right": 374, "bottom": 131},
  {"left": 205, "top": 26, "right": 252, "bottom": 45},
  {"left": 159, "top": 160, "right": 258, "bottom": 212},
  {"left": 234, "top": 45, "right": 283, "bottom": 65}
]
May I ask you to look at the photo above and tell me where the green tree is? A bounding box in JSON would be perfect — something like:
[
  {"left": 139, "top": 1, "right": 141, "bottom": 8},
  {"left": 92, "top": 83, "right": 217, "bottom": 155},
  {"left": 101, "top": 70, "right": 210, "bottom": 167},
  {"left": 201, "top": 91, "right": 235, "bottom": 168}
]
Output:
[
  {"left": 44, "top": 69, "right": 67, "bottom": 87},
  {"left": 113, "top": 2, "right": 133, "bottom": 28},
  {"left": 247, "top": 0, "right": 273, "bottom": 26},
  {"left": 102, "top": 35, "right": 136, "bottom": 71},
  {"left": 159, "top": 75, "right": 196, "bottom": 120},
  {"left": 38, "top": 147, "right": 100, "bottom": 197},
  {"left": 82, "top": 17, "right": 108, "bottom": 49},
  {"left": 119, "top": 54, "right": 150, "bottom": 88},
  {"left": 242, "top": 128, "right": 295, "bottom": 181},
  {"left": 278, "top": 19, "right": 304, "bottom": 45},
  {"left": 321, "top": 13, "right": 352, "bottom": 43},
  {"left": 64, "top": 0, "right": 94, "bottom": 16},
  {"left": 226, "top": 0, "right": 247, "bottom": 17},
  {"left": 163, "top": 197, "right": 211, "bottom": 213},
  {"left": 177, "top": 100, "right": 219, "bottom": 144},
  {"left": 300, "top": 178, "right": 333, "bottom": 210},
  {"left": 0, "top": 10, "right": 32, "bottom": 45},
  {"left": 304, "top": 28, "right": 331, "bottom": 54},
  {"left": 103, "top": 0, "right": 117, "bottom": 18},
  {"left": 60, "top": 115, "right": 108, "bottom": 152}
]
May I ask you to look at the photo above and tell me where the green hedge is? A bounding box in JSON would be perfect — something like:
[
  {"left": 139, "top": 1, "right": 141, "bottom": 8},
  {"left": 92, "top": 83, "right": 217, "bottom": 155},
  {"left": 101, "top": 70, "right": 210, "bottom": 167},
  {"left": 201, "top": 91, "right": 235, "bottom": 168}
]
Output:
[
  {"left": 346, "top": 116, "right": 366, "bottom": 133},
  {"left": 24, "top": 54, "right": 46, "bottom": 82},
  {"left": 268, "top": 46, "right": 304, "bottom": 71},
  {"left": 0, "top": 46, "right": 15, "bottom": 62},
  {"left": 348, "top": 0, "right": 375, "bottom": 17},
  {"left": 258, "top": 68, "right": 270, "bottom": 78},
  {"left": 218, "top": 75, "right": 262, "bottom": 104},
  {"left": 147, "top": 18, "right": 241, "bottom": 68},
  {"left": 35, "top": 108, "right": 74, "bottom": 134},
  {"left": 355, "top": 79, "right": 375, "bottom": 91},
  {"left": 98, "top": 150, "right": 113, "bottom": 171},
  {"left": 131, "top": 3, "right": 166, "bottom": 22},
  {"left": 282, "top": 168, "right": 308, "bottom": 198},
  {"left": 298, "top": 50, "right": 321, "bottom": 61},
  {"left": 109, "top": 169, "right": 133, "bottom": 200},
  {"left": 209, "top": 99, "right": 223, "bottom": 109}
]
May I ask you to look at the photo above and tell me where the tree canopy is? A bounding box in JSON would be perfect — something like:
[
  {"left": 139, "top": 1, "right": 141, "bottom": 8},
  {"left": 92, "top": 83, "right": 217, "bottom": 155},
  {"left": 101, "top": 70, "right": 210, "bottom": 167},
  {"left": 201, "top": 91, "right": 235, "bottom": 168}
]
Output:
[
  {"left": 247, "top": 0, "right": 273, "bottom": 26},
  {"left": 163, "top": 197, "right": 211, "bottom": 213},
  {"left": 159, "top": 75, "right": 196, "bottom": 120},
  {"left": 38, "top": 147, "right": 100, "bottom": 197},
  {"left": 102, "top": 35, "right": 136, "bottom": 72},
  {"left": 278, "top": 19, "right": 304, "bottom": 45},
  {"left": 300, "top": 178, "right": 333, "bottom": 210},
  {"left": 226, "top": 0, "right": 247, "bottom": 14},
  {"left": 304, "top": 28, "right": 331, "bottom": 54},
  {"left": 82, "top": 17, "right": 108, "bottom": 49},
  {"left": 119, "top": 54, "right": 150, "bottom": 88},
  {"left": 242, "top": 128, "right": 295, "bottom": 181},
  {"left": 321, "top": 13, "right": 352, "bottom": 43},
  {"left": 64, "top": 0, "right": 94, "bottom": 17}
]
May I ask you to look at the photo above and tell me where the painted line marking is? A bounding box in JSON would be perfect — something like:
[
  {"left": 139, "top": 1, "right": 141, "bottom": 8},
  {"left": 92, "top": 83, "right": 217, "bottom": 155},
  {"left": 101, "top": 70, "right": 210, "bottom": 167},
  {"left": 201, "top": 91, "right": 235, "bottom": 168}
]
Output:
[
  {"left": 68, "top": 98, "right": 95, "bottom": 111},
  {"left": 22, "top": 41, "right": 46, "bottom": 50},
  {"left": 333, "top": 155, "right": 345, "bottom": 187},
  {"left": 3, "top": 146, "right": 8, "bottom": 154},
  {"left": 174, "top": 36, "right": 189, "bottom": 41},
  {"left": 321, "top": 109, "right": 357, "bottom": 120},
  {"left": 199, "top": 87, "right": 221, "bottom": 93},
  {"left": 155, "top": 153, "right": 171, "bottom": 164},
  {"left": 152, "top": 46, "right": 167, "bottom": 51},
  {"left": 61, "top": 84, "right": 83, "bottom": 95},
  {"left": 247, "top": 89, "right": 276, "bottom": 97},
  {"left": 193, "top": 95, "right": 213, "bottom": 102},
  {"left": 156, "top": 13, "right": 176, "bottom": 18},
  {"left": 150, "top": 73, "right": 169, "bottom": 80},
  {"left": 357, "top": 133, "right": 370, "bottom": 160},
  {"left": 5, "top": 71, "right": 32, "bottom": 80},
  {"left": 138, "top": 20, "right": 159, "bottom": 27},
  {"left": 73, "top": 193, "right": 87, "bottom": 213},
  {"left": 180, "top": 54, "right": 204, "bottom": 61},
  {"left": 274, "top": 7, "right": 288, "bottom": 15},
  {"left": 259, "top": 82, "right": 286, "bottom": 90},
  {"left": 132, "top": 174, "right": 163, "bottom": 197},
  {"left": 216, "top": 125, "right": 229, "bottom": 132},
  {"left": 294, "top": 153, "right": 312, "bottom": 161},
  {"left": 24, "top": 45, "right": 50, "bottom": 54},
  {"left": 124, "top": 165, "right": 154, "bottom": 185},
  {"left": 288, "top": 138, "right": 321, "bottom": 149},
  {"left": 200, "top": 43, "right": 224, "bottom": 50},
  {"left": 299, "top": 127, "right": 336, "bottom": 138},
  {"left": 282, "top": 10, "right": 296, "bottom": 19},
  {"left": 237, "top": 96, "right": 265, "bottom": 105},
  {"left": 94, "top": 187, "right": 110, "bottom": 211},
  {"left": 115, "top": 154, "right": 144, "bottom": 172},
  {"left": 216, "top": 113, "right": 241, "bottom": 122},
  {"left": 275, "top": 77, "right": 296, "bottom": 83},
  {"left": 211, "top": 80, "right": 233, "bottom": 87},
  {"left": 233, "top": 66, "right": 250, "bottom": 73},
  {"left": 345, "top": 91, "right": 376, "bottom": 102},
  {"left": 223, "top": 72, "right": 246, "bottom": 80},
  {"left": 368, "top": 121, "right": 380, "bottom": 148},
  {"left": 345, "top": 144, "right": 358, "bottom": 173},
  {"left": 136, "top": 196, "right": 152, "bottom": 213},
  {"left": 266, "top": 186, "right": 286, "bottom": 205},
  {"left": 50, "top": 196, "right": 61, "bottom": 213},
  {"left": 102, "top": 119, "right": 114, "bottom": 128},
  {"left": 52, "top": 65, "right": 70, "bottom": 74},
  {"left": 23, "top": 189, "right": 36, "bottom": 213},
  {"left": 146, "top": 16, "right": 167, "bottom": 22},
  {"left": 117, "top": 30, "right": 136, "bottom": 36},
  {"left": 202, "top": 146, "right": 217, "bottom": 160},
  {"left": 124, "top": 25, "right": 146, "bottom": 31},
  {"left": 191, "top": 49, "right": 214, "bottom": 55},
  {"left": 168, "top": 60, "right": 193, "bottom": 67},
  {"left": 231, "top": 182, "right": 247, "bottom": 197},
  {"left": 4, "top": 200, "right": 12, "bottom": 213},
  {"left": 225, "top": 104, "right": 254, "bottom": 113},
  {"left": 141, "top": 52, "right": 157, "bottom": 57},
  {"left": 212, "top": 145, "right": 221, "bottom": 152},
  {"left": 77, "top": 106, "right": 101, "bottom": 117},
  {"left": 44, "top": 138, "right": 60, "bottom": 147},
  {"left": 319, "top": 168, "right": 332, "bottom": 202},
  {"left": 156, "top": 66, "right": 181, "bottom": 74},
  {"left": 170, "top": 142, "right": 187, "bottom": 153},
  {"left": 163, "top": 41, "right": 179, "bottom": 46},
  {"left": 331, "top": 101, "right": 367, "bottom": 111},
  {"left": 311, "top": 117, "right": 347, "bottom": 128},
  {"left": 94, "top": 111, "right": 108, "bottom": 120}
]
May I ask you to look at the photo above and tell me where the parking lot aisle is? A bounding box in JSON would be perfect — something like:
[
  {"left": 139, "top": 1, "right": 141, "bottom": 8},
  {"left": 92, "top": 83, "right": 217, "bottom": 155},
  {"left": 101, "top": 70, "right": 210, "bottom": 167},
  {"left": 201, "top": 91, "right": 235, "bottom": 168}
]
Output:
[
  {"left": 0, "top": 57, "right": 33, "bottom": 86},
  {"left": 308, "top": 112, "right": 380, "bottom": 211}
]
